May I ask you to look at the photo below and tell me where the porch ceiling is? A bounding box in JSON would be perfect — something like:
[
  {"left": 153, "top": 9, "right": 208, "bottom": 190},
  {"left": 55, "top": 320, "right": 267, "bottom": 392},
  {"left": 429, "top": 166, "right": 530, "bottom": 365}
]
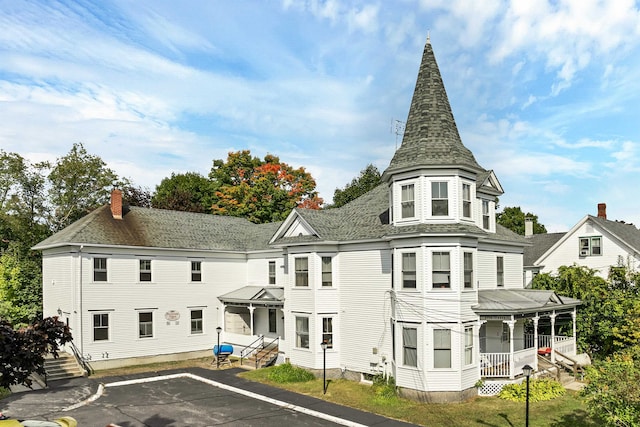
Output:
[
  {"left": 473, "top": 289, "right": 580, "bottom": 315},
  {"left": 218, "top": 286, "right": 284, "bottom": 307}
]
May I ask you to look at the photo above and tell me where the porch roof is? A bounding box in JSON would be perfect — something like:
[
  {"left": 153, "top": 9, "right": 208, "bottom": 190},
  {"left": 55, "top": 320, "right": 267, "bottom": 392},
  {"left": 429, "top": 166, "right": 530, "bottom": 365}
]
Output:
[
  {"left": 218, "top": 286, "right": 284, "bottom": 307},
  {"left": 473, "top": 289, "right": 580, "bottom": 315}
]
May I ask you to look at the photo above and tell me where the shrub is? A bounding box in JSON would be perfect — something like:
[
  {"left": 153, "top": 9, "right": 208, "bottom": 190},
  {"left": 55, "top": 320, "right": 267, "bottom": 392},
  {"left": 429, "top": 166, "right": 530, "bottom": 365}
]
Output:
[
  {"left": 267, "top": 363, "right": 315, "bottom": 383},
  {"left": 372, "top": 375, "right": 397, "bottom": 400},
  {"left": 499, "top": 378, "right": 565, "bottom": 402}
]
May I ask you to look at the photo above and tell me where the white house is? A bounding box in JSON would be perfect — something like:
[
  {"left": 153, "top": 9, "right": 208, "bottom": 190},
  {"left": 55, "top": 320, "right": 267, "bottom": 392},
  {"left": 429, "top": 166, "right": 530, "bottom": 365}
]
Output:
[
  {"left": 35, "top": 37, "right": 581, "bottom": 402},
  {"left": 524, "top": 203, "right": 640, "bottom": 286}
]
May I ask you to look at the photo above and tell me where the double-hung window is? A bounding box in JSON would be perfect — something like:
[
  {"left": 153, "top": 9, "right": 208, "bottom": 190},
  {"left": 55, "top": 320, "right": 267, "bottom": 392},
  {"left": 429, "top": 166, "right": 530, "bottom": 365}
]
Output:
[
  {"left": 401, "top": 184, "right": 415, "bottom": 218},
  {"left": 432, "top": 252, "right": 451, "bottom": 288},
  {"left": 463, "top": 252, "right": 473, "bottom": 289},
  {"left": 402, "top": 327, "right": 418, "bottom": 367},
  {"left": 138, "top": 312, "right": 153, "bottom": 338},
  {"left": 496, "top": 256, "right": 504, "bottom": 287},
  {"left": 431, "top": 182, "right": 448, "bottom": 216},
  {"left": 434, "top": 329, "right": 451, "bottom": 368},
  {"left": 268, "top": 261, "right": 276, "bottom": 284},
  {"left": 190, "top": 309, "right": 203, "bottom": 334},
  {"left": 464, "top": 326, "right": 473, "bottom": 365},
  {"left": 94, "top": 258, "right": 107, "bottom": 282},
  {"left": 140, "top": 259, "right": 152, "bottom": 282},
  {"left": 482, "top": 200, "right": 490, "bottom": 229},
  {"left": 321, "top": 257, "right": 332, "bottom": 287},
  {"left": 191, "top": 261, "right": 202, "bottom": 282},
  {"left": 402, "top": 253, "right": 417, "bottom": 289},
  {"left": 322, "top": 317, "right": 333, "bottom": 348},
  {"left": 295, "top": 316, "right": 309, "bottom": 349},
  {"left": 93, "top": 313, "right": 109, "bottom": 341},
  {"left": 295, "top": 257, "right": 309, "bottom": 287},
  {"left": 462, "top": 184, "right": 471, "bottom": 218},
  {"left": 580, "top": 236, "right": 602, "bottom": 256}
]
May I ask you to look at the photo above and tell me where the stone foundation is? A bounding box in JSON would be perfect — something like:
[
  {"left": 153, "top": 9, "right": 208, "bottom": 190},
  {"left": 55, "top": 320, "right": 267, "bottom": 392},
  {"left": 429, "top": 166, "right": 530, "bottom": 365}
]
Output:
[
  {"left": 398, "top": 386, "right": 477, "bottom": 403},
  {"left": 81, "top": 349, "right": 212, "bottom": 371}
]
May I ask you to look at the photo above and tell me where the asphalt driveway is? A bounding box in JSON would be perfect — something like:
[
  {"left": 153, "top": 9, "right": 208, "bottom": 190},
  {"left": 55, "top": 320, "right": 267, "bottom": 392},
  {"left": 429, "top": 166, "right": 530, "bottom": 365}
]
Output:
[{"left": 2, "top": 368, "right": 416, "bottom": 427}]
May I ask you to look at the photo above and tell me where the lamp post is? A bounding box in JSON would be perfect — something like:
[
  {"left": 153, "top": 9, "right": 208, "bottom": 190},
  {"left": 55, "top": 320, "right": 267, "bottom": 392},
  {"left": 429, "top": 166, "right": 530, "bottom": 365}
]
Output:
[
  {"left": 216, "top": 326, "right": 222, "bottom": 369},
  {"left": 320, "top": 341, "right": 328, "bottom": 394},
  {"left": 522, "top": 364, "right": 533, "bottom": 427}
]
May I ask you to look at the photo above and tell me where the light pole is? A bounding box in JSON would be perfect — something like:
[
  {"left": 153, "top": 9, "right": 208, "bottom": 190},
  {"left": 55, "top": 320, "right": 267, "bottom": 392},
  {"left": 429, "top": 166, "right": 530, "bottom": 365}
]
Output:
[
  {"left": 522, "top": 364, "right": 533, "bottom": 427},
  {"left": 320, "top": 341, "right": 328, "bottom": 394},
  {"left": 216, "top": 326, "right": 222, "bottom": 369}
]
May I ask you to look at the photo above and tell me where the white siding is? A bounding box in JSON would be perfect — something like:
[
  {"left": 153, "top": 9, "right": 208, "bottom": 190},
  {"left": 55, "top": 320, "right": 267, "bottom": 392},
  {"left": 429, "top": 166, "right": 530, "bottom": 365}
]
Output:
[{"left": 338, "top": 249, "right": 392, "bottom": 374}]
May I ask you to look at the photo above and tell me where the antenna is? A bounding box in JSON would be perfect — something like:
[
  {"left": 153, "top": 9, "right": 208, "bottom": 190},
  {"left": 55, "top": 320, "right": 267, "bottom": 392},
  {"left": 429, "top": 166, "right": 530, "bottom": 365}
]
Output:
[{"left": 391, "top": 119, "right": 405, "bottom": 150}]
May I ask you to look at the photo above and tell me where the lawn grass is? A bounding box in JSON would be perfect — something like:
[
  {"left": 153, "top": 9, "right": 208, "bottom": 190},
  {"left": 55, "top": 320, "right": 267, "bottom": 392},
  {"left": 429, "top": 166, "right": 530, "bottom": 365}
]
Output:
[{"left": 239, "top": 367, "right": 596, "bottom": 427}]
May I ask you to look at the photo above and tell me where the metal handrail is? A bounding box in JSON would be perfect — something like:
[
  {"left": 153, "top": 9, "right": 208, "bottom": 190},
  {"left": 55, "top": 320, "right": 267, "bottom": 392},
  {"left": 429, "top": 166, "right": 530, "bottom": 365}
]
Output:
[
  {"left": 240, "top": 335, "right": 264, "bottom": 366},
  {"left": 69, "top": 339, "right": 93, "bottom": 376},
  {"left": 255, "top": 336, "right": 279, "bottom": 369}
]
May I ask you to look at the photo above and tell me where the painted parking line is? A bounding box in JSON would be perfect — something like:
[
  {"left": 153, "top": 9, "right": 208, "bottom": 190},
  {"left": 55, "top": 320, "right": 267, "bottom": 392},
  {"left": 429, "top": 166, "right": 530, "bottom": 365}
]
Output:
[{"left": 63, "top": 373, "right": 367, "bottom": 427}]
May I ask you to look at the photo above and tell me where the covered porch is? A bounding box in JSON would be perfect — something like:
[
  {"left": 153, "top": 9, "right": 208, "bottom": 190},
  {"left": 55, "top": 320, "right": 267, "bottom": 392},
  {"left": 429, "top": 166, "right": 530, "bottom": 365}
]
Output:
[
  {"left": 474, "top": 289, "right": 581, "bottom": 379},
  {"left": 217, "top": 286, "right": 285, "bottom": 349}
]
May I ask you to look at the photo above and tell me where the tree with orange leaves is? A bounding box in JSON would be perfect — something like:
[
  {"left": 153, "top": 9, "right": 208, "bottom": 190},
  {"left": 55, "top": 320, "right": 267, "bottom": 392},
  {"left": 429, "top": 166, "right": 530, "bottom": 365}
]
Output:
[{"left": 209, "top": 150, "right": 323, "bottom": 223}]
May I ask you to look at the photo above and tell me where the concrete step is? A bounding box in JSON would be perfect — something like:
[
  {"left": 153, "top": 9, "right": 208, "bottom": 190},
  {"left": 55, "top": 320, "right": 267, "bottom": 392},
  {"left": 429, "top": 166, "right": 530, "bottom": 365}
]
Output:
[{"left": 44, "top": 353, "right": 86, "bottom": 381}]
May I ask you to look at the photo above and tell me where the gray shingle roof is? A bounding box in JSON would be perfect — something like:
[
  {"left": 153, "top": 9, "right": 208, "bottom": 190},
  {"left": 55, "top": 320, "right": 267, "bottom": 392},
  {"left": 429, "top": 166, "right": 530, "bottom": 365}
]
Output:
[
  {"left": 33, "top": 205, "right": 281, "bottom": 252},
  {"left": 523, "top": 232, "right": 565, "bottom": 266},
  {"left": 589, "top": 215, "right": 640, "bottom": 253},
  {"left": 271, "top": 184, "right": 526, "bottom": 246},
  {"left": 383, "top": 40, "right": 485, "bottom": 179}
]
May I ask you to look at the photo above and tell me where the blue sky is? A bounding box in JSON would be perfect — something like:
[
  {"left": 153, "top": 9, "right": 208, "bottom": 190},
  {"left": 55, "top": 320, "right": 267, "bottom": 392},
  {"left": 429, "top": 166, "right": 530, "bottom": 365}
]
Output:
[{"left": 1, "top": 0, "right": 639, "bottom": 231}]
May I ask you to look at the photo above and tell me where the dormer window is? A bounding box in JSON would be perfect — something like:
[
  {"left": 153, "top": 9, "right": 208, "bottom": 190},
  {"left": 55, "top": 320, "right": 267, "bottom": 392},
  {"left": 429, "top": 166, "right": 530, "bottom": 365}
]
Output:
[
  {"left": 401, "top": 184, "right": 415, "bottom": 218},
  {"left": 482, "top": 200, "right": 490, "bottom": 229},
  {"left": 432, "top": 182, "right": 448, "bottom": 216},
  {"left": 462, "top": 184, "right": 471, "bottom": 218}
]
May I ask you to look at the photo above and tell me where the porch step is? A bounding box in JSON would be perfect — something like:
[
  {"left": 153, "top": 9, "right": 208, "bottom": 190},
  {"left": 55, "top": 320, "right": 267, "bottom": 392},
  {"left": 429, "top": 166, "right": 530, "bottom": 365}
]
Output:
[
  {"left": 537, "top": 355, "right": 581, "bottom": 386},
  {"left": 240, "top": 345, "right": 279, "bottom": 370},
  {"left": 44, "top": 352, "right": 86, "bottom": 382}
]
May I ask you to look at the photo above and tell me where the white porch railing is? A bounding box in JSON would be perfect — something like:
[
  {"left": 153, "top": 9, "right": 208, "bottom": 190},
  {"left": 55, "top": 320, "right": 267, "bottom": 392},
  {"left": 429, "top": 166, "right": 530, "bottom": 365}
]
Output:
[
  {"left": 480, "top": 348, "right": 537, "bottom": 378},
  {"left": 480, "top": 335, "right": 576, "bottom": 378}
]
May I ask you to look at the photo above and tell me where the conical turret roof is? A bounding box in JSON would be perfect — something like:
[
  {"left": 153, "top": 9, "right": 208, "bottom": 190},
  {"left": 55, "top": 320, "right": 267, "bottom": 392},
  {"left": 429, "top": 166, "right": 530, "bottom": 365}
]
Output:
[{"left": 383, "top": 38, "right": 485, "bottom": 179}]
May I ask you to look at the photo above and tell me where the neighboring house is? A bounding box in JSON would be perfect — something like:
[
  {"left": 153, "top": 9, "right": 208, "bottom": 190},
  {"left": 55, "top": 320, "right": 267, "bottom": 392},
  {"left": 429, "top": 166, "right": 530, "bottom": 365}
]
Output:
[
  {"left": 35, "top": 37, "right": 580, "bottom": 402},
  {"left": 524, "top": 203, "right": 640, "bottom": 286}
]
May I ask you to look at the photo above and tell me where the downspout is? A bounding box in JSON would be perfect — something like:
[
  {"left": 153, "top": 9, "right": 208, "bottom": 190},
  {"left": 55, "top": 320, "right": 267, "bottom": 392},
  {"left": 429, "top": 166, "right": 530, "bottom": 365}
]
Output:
[{"left": 79, "top": 245, "right": 84, "bottom": 358}]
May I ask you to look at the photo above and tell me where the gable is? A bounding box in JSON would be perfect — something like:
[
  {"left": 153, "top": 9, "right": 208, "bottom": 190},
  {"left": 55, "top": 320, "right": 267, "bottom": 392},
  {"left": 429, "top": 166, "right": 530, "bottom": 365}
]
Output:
[
  {"left": 476, "top": 170, "right": 504, "bottom": 196},
  {"left": 269, "top": 209, "right": 319, "bottom": 244}
]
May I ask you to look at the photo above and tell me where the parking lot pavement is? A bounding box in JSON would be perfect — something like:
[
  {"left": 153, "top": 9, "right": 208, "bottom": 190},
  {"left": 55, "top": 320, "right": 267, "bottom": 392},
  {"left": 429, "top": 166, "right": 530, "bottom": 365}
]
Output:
[{"left": 2, "top": 368, "right": 417, "bottom": 427}]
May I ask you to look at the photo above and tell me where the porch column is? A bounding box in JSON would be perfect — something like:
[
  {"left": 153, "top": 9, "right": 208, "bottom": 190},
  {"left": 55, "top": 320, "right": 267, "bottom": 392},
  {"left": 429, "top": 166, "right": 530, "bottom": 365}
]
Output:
[
  {"left": 533, "top": 315, "right": 540, "bottom": 371},
  {"left": 550, "top": 312, "right": 557, "bottom": 363},
  {"left": 506, "top": 318, "right": 516, "bottom": 379},
  {"left": 572, "top": 309, "right": 577, "bottom": 355},
  {"left": 248, "top": 305, "right": 255, "bottom": 336}
]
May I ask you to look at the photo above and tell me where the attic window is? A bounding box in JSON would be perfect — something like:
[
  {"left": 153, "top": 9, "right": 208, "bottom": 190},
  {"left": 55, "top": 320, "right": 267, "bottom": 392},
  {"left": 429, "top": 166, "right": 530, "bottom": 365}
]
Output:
[
  {"left": 401, "top": 184, "right": 415, "bottom": 218},
  {"left": 579, "top": 236, "right": 602, "bottom": 256}
]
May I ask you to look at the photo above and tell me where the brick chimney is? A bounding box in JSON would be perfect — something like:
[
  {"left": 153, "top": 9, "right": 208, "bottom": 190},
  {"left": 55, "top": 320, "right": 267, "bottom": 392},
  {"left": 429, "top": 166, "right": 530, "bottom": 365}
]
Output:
[
  {"left": 597, "top": 203, "right": 607, "bottom": 219},
  {"left": 110, "top": 189, "right": 123, "bottom": 220}
]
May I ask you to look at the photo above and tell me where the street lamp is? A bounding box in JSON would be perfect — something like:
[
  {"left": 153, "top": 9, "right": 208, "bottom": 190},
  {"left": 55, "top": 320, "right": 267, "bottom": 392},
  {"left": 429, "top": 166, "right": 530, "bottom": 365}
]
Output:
[
  {"left": 320, "top": 341, "right": 328, "bottom": 394},
  {"left": 522, "top": 364, "right": 534, "bottom": 427},
  {"left": 216, "top": 326, "right": 222, "bottom": 369}
]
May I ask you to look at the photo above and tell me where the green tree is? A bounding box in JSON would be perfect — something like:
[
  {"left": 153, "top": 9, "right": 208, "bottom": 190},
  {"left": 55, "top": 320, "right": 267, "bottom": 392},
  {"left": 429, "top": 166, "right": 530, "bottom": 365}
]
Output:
[
  {"left": 533, "top": 265, "right": 640, "bottom": 359},
  {"left": 496, "top": 206, "right": 547, "bottom": 235},
  {"left": 0, "top": 248, "right": 42, "bottom": 326},
  {"left": 0, "top": 150, "right": 27, "bottom": 212},
  {"left": 122, "top": 184, "right": 152, "bottom": 208},
  {"left": 47, "top": 143, "right": 122, "bottom": 230},
  {"left": 152, "top": 172, "right": 213, "bottom": 213},
  {"left": 0, "top": 316, "right": 72, "bottom": 388},
  {"left": 209, "top": 151, "right": 323, "bottom": 223},
  {"left": 331, "top": 164, "right": 381, "bottom": 208},
  {"left": 582, "top": 348, "right": 640, "bottom": 426}
]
